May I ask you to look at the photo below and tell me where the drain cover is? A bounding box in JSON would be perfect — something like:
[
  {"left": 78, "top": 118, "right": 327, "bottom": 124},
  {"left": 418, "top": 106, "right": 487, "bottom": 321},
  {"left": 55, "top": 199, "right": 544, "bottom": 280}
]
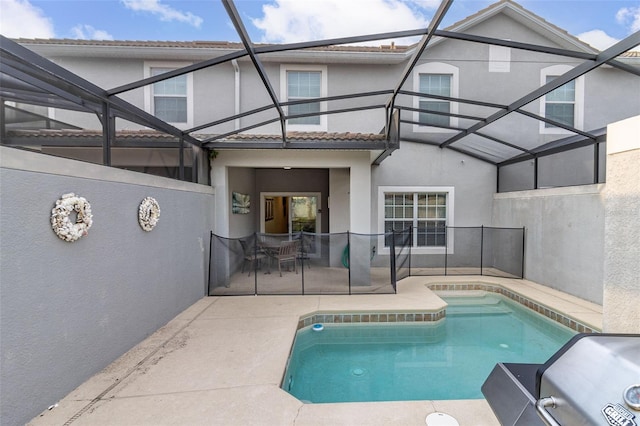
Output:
[
  {"left": 426, "top": 412, "right": 459, "bottom": 426},
  {"left": 351, "top": 368, "right": 366, "bottom": 376}
]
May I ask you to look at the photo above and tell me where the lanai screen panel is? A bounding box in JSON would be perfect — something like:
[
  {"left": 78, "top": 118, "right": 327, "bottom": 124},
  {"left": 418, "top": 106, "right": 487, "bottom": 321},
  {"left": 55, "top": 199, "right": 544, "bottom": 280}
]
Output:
[
  {"left": 498, "top": 161, "right": 536, "bottom": 192},
  {"left": 452, "top": 133, "right": 524, "bottom": 163},
  {"left": 538, "top": 145, "right": 596, "bottom": 188}
]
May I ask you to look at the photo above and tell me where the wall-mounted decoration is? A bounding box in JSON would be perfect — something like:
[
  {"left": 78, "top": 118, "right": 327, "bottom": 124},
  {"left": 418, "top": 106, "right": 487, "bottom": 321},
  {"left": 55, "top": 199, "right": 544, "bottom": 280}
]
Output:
[
  {"left": 138, "top": 197, "right": 161, "bottom": 231},
  {"left": 232, "top": 192, "right": 250, "bottom": 214},
  {"left": 51, "top": 193, "right": 93, "bottom": 242},
  {"left": 265, "top": 197, "right": 274, "bottom": 221}
]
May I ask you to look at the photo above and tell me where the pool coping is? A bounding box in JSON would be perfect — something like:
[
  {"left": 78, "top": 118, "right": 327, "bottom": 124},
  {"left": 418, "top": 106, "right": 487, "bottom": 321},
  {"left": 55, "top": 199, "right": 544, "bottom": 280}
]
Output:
[{"left": 427, "top": 282, "right": 600, "bottom": 333}]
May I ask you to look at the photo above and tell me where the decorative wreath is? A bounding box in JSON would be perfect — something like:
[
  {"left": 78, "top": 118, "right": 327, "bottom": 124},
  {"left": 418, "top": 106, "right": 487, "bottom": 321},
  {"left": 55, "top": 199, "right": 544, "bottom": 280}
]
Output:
[
  {"left": 51, "top": 193, "right": 93, "bottom": 242},
  {"left": 138, "top": 197, "right": 161, "bottom": 231}
]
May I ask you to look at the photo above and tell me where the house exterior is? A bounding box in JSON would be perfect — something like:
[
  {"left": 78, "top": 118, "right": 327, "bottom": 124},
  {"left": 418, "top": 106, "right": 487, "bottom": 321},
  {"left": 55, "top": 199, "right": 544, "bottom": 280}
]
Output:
[
  {"left": 12, "top": 0, "right": 639, "bottom": 298},
  {"left": 1, "top": 1, "right": 639, "bottom": 424}
]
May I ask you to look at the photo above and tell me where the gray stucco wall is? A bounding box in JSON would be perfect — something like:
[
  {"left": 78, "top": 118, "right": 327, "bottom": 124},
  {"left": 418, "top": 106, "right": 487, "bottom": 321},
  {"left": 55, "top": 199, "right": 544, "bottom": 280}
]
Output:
[
  {"left": 492, "top": 185, "right": 605, "bottom": 304},
  {"left": 0, "top": 148, "right": 215, "bottom": 426},
  {"left": 372, "top": 142, "right": 496, "bottom": 227},
  {"left": 603, "top": 116, "right": 640, "bottom": 332}
]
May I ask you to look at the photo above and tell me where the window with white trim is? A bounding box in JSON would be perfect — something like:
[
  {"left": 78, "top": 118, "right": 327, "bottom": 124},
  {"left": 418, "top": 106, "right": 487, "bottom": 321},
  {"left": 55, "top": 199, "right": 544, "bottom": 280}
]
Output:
[
  {"left": 544, "top": 76, "right": 575, "bottom": 127},
  {"left": 144, "top": 62, "right": 193, "bottom": 128},
  {"left": 413, "top": 63, "right": 458, "bottom": 132},
  {"left": 280, "top": 65, "right": 327, "bottom": 131},
  {"left": 539, "top": 65, "right": 584, "bottom": 134},
  {"left": 379, "top": 186, "right": 454, "bottom": 252},
  {"left": 419, "top": 74, "right": 451, "bottom": 127}
]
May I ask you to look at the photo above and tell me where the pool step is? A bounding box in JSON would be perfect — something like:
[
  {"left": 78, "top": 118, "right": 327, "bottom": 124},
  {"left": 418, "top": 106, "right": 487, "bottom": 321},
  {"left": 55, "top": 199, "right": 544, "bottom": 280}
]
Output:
[
  {"left": 445, "top": 305, "right": 513, "bottom": 315},
  {"left": 441, "top": 295, "right": 513, "bottom": 315}
]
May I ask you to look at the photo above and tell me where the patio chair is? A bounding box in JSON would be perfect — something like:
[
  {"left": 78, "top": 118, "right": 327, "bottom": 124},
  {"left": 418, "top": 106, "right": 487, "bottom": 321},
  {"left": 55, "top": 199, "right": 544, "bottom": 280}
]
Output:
[
  {"left": 239, "top": 239, "right": 266, "bottom": 277},
  {"left": 275, "top": 240, "right": 299, "bottom": 277},
  {"left": 295, "top": 238, "right": 311, "bottom": 269}
]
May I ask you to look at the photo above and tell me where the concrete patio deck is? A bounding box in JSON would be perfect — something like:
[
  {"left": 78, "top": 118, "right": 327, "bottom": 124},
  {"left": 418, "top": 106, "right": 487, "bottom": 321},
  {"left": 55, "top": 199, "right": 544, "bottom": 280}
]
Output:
[{"left": 28, "top": 276, "right": 602, "bottom": 426}]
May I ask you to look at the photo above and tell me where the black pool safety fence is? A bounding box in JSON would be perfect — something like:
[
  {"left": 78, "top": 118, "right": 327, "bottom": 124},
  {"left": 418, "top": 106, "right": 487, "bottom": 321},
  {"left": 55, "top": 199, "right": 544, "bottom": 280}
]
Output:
[
  {"left": 409, "top": 226, "right": 525, "bottom": 279},
  {"left": 208, "top": 229, "right": 411, "bottom": 296},
  {"left": 207, "top": 226, "right": 524, "bottom": 296}
]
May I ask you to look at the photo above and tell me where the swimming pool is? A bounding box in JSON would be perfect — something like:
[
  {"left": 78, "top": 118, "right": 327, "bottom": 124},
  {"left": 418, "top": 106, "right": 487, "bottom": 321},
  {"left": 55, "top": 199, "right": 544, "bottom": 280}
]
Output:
[{"left": 282, "top": 292, "right": 576, "bottom": 403}]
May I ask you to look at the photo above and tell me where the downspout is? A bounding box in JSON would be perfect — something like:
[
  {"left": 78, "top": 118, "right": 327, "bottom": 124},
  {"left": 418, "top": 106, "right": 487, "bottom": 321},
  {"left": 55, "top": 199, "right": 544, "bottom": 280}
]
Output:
[{"left": 232, "top": 59, "right": 240, "bottom": 130}]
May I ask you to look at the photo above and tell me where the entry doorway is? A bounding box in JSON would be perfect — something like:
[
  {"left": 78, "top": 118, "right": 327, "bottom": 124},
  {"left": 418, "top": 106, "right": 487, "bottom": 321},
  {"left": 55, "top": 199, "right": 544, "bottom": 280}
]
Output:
[
  {"left": 260, "top": 192, "right": 321, "bottom": 257},
  {"left": 260, "top": 192, "right": 321, "bottom": 234}
]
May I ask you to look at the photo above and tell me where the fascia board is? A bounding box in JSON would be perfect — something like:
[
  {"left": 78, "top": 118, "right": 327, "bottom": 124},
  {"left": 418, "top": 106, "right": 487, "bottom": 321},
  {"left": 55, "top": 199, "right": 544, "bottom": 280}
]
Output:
[
  {"left": 20, "top": 41, "right": 409, "bottom": 65},
  {"left": 426, "top": 2, "right": 597, "bottom": 55},
  {"left": 21, "top": 43, "right": 240, "bottom": 61},
  {"left": 258, "top": 50, "right": 408, "bottom": 65}
]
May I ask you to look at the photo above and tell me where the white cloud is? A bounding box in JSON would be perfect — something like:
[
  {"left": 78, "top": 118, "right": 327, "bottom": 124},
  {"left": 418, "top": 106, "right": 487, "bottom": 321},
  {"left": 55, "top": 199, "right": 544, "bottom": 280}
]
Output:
[
  {"left": 251, "top": 0, "right": 430, "bottom": 46},
  {"left": 71, "top": 25, "right": 114, "bottom": 41},
  {"left": 0, "top": 0, "right": 54, "bottom": 38},
  {"left": 577, "top": 29, "right": 619, "bottom": 51},
  {"left": 121, "top": 0, "right": 203, "bottom": 28},
  {"left": 616, "top": 6, "right": 640, "bottom": 33},
  {"left": 576, "top": 5, "right": 640, "bottom": 53}
]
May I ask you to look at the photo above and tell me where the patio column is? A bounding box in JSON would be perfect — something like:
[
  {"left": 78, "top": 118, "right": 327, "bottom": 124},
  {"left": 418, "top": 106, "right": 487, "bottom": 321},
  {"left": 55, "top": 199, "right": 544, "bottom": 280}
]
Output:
[
  {"left": 602, "top": 115, "right": 640, "bottom": 333},
  {"left": 349, "top": 159, "right": 372, "bottom": 286}
]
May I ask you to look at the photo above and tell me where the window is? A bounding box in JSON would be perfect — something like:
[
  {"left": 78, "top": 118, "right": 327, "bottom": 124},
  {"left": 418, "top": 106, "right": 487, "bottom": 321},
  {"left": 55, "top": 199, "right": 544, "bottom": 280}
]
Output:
[
  {"left": 151, "top": 68, "right": 187, "bottom": 123},
  {"left": 144, "top": 62, "right": 193, "bottom": 128},
  {"left": 418, "top": 74, "right": 452, "bottom": 127},
  {"left": 544, "top": 76, "right": 575, "bottom": 127},
  {"left": 413, "top": 63, "right": 458, "bottom": 133},
  {"left": 280, "top": 65, "right": 327, "bottom": 131},
  {"left": 288, "top": 71, "right": 321, "bottom": 125},
  {"left": 379, "top": 186, "right": 454, "bottom": 253},
  {"left": 540, "top": 65, "right": 584, "bottom": 134}
]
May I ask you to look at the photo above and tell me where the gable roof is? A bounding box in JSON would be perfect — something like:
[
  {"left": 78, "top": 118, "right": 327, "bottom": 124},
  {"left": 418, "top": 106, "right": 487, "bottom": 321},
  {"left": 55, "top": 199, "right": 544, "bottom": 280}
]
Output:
[{"left": 435, "top": 0, "right": 597, "bottom": 53}]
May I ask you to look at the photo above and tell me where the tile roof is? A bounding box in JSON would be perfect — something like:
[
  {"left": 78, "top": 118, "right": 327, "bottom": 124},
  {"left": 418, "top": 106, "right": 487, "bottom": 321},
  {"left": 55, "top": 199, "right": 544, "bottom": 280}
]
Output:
[
  {"left": 12, "top": 38, "right": 410, "bottom": 53},
  {"left": 7, "top": 129, "right": 178, "bottom": 140},
  {"left": 7, "top": 129, "right": 385, "bottom": 142},
  {"left": 225, "top": 132, "right": 385, "bottom": 142}
]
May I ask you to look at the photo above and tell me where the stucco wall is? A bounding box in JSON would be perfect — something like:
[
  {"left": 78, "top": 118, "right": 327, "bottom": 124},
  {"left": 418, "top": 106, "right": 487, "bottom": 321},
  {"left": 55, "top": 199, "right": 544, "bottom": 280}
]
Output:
[
  {"left": 603, "top": 115, "right": 640, "bottom": 332},
  {"left": 0, "top": 147, "right": 215, "bottom": 426},
  {"left": 493, "top": 185, "right": 605, "bottom": 304},
  {"left": 372, "top": 142, "right": 496, "bottom": 228}
]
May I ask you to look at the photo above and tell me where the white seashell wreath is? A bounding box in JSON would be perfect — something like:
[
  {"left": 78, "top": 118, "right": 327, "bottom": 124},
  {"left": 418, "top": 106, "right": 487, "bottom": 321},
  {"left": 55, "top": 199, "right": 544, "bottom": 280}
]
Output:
[
  {"left": 51, "top": 193, "right": 93, "bottom": 242},
  {"left": 138, "top": 197, "right": 160, "bottom": 231}
]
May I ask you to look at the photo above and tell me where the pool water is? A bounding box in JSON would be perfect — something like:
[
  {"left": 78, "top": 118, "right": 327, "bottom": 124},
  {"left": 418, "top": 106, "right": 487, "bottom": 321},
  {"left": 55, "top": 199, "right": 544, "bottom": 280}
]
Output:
[{"left": 282, "top": 293, "right": 576, "bottom": 403}]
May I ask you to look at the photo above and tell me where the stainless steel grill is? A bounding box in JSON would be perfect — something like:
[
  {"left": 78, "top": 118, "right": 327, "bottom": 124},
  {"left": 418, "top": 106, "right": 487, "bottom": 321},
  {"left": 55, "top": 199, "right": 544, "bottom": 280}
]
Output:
[{"left": 482, "top": 334, "right": 640, "bottom": 426}]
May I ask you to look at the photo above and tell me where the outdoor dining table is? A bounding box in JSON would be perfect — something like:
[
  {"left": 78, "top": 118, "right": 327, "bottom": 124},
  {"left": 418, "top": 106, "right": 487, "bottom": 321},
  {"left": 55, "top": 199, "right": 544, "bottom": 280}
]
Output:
[{"left": 257, "top": 241, "right": 281, "bottom": 274}]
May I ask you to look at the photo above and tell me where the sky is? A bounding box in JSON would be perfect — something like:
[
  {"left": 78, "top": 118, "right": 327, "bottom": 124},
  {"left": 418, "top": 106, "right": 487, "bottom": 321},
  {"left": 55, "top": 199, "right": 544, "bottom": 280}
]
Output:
[{"left": 0, "top": 0, "right": 639, "bottom": 52}]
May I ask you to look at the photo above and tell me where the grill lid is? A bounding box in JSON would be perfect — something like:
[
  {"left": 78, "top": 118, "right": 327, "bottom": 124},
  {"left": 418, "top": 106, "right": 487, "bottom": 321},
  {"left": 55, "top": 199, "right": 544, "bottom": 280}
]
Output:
[{"left": 537, "top": 334, "right": 640, "bottom": 426}]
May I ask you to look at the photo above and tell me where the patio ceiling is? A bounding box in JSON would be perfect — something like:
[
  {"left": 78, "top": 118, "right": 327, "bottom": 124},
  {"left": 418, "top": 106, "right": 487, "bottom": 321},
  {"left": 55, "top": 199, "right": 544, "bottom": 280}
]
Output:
[{"left": 1, "top": 0, "right": 639, "bottom": 165}]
